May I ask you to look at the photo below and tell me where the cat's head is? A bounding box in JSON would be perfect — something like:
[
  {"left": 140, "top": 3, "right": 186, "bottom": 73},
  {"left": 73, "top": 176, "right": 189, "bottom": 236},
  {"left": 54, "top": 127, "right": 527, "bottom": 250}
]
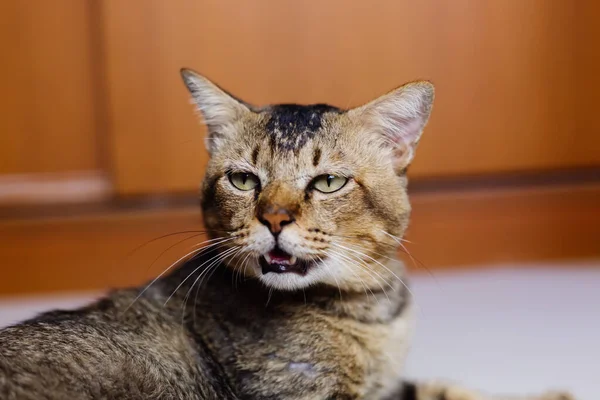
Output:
[{"left": 181, "top": 69, "right": 434, "bottom": 292}]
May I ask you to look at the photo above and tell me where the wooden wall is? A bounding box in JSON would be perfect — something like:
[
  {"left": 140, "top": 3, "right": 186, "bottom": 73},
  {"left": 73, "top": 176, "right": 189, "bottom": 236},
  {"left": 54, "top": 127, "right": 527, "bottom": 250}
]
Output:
[
  {"left": 0, "top": 1, "right": 111, "bottom": 205},
  {"left": 577, "top": 1, "right": 600, "bottom": 151},
  {"left": 0, "top": 0, "right": 598, "bottom": 295},
  {"left": 1, "top": 184, "right": 598, "bottom": 296},
  {"left": 0, "top": 1, "right": 102, "bottom": 175},
  {"left": 102, "top": 0, "right": 599, "bottom": 195}
]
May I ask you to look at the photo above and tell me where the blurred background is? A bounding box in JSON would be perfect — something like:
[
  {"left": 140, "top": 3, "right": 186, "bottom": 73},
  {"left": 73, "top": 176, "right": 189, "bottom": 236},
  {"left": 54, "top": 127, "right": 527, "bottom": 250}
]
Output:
[{"left": 0, "top": 1, "right": 599, "bottom": 397}]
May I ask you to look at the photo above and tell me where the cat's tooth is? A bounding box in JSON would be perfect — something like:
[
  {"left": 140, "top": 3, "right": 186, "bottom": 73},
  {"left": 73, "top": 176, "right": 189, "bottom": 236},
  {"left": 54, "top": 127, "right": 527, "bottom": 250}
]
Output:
[
  {"left": 264, "top": 253, "right": 272, "bottom": 263},
  {"left": 289, "top": 256, "right": 298, "bottom": 265}
]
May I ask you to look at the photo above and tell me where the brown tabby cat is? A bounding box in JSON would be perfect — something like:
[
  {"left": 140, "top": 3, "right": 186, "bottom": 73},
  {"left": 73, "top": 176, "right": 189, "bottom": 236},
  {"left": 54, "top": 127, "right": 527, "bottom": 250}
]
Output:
[{"left": 0, "top": 69, "right": 573, "bottom": 400}]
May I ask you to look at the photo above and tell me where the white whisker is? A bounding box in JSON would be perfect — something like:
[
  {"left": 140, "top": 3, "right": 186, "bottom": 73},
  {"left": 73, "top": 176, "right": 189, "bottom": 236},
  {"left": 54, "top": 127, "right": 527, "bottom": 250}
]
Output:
[
  {"left": 327, "top": 248, "right": 391, "bottom": 303},
  {"left": 164, "top": 242, "right": 237, "bottom": 306},
  {"left": 266, "top": 287, "right": 274, "bottom": 307},
  {"left": 123, "top": 236, "right": 235, "bottom": 313},
  {"left": 196, "top": 246, "right": 242, "bottom": 291},
  {"left": 330, "top": 242, "right": 415, "bottom": 300},
  {"left": 330, "top": 247, "right": 395, "bottom": 291},
  {"left": 145, "top": 232, "right": 215, "bottom": 274},
  {"left": 379, "top": 229, "right": 412, "bottom": 244},
  {"left": 239, "top": 252, "right": 254, "bottom": 285},
  {"left": 179, "top": 245, "right": 239, "bottom": 309},
  {"left": 186, "top": 246, "right": 241, "bottom": 325},
  {"left": 317, "top": 255, "right": 343, "bottom": 300},
  {"left": 324, "top": 251, "right": 374, "bottom": 301},
  {"left": 380, "top": 229, "right": 436, "bottom": 280}
]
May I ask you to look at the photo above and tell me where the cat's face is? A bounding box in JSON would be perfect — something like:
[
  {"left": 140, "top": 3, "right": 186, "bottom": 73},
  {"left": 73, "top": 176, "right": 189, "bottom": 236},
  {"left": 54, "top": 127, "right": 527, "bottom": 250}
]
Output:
[{"left": 182, "top": 69, "right": 434, "bottom": 292}]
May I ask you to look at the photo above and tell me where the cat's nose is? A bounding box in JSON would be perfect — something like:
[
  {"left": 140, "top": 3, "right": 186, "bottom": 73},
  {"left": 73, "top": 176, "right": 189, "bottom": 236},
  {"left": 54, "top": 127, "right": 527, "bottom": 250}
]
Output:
[{"left": 259, "top": 205, "right": 294, "bottom": 235}]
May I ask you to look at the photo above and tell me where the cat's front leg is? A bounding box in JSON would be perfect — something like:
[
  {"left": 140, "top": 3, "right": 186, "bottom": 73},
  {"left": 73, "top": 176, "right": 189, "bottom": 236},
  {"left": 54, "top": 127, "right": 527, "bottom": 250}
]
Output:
[{"left": 388, "top": 381, "right": 575, "bottom": 400}]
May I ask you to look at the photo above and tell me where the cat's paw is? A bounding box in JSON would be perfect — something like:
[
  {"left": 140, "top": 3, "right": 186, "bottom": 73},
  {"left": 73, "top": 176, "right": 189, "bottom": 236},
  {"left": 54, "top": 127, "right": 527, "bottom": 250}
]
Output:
[
  {"left": 444, "top": 389, "right": 576, "bottom": 400},
  {"left": 536, "top": 392, "right": 575, "bottom": 400},
  {"left": 418, "top": 383, "right": 482, "bottom": 400},
  {"left": 442, "top": 386, "right": 482, "bottom": 400}
]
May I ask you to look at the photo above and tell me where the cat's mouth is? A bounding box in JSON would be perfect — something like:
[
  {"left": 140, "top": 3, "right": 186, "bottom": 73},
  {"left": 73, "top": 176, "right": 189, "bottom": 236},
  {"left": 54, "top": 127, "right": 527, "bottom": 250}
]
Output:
[{"left": 260, "top": 247, "right": 311, "bottom": 275}]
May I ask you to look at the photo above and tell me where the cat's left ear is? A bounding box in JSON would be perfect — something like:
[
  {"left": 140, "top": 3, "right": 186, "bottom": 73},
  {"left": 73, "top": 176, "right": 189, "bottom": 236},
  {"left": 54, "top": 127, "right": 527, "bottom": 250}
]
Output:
[
  {"left": 181, "top": 68, "right": 251, "bottom": 155},
  {"left": 350, "top": 81, "right": 434, "bottom": 173}
]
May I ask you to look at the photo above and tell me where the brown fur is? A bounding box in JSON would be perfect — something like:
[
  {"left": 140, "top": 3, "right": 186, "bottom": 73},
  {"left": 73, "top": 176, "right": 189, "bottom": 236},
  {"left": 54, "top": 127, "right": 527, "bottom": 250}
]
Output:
[{"left": 0, "top": 70, "right": 573, "bottom": 400}]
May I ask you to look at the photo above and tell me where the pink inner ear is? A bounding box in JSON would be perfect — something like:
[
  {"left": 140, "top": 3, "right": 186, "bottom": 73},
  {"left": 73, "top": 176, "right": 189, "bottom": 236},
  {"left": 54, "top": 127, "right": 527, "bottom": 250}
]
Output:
[
  {"left": 386, "top": 114, "right": 424, "bottom": 147},
  {"left": 383, "top": 113, "right": 424, "bottom": 173}
]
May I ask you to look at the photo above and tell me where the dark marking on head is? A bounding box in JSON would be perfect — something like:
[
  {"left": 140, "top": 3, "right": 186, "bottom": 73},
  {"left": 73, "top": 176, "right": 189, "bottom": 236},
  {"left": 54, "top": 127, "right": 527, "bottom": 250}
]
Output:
[
  {"left": 201, "top": 174, "right": 220, "bottom": 212},
  {"left": 251, "top": 146, "right": 259, "bottom": 165},
  {"left": 264, "top": 104, "right": 342, "bottom": 151},
  {"left": 269, "top": 135, "right": 277, "bottom": 156},
  {"left": 312, "top": 147, "right": 322, "bottom": 167},
  {"left": 304, "top": 190, "right": 312, "bottom": 202}
]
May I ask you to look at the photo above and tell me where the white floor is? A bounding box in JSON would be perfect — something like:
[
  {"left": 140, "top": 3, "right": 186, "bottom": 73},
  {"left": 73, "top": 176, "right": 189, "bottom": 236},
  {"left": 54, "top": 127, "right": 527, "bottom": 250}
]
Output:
[{"left": 0, "top": 264, "right": 597, "bottom": 399}]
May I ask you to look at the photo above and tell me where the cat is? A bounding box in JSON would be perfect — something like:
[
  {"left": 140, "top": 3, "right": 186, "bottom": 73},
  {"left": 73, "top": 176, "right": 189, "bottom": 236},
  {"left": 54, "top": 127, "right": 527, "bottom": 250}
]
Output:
[{"left": 0, "top": 69, "right": 573, "bottom": 400}]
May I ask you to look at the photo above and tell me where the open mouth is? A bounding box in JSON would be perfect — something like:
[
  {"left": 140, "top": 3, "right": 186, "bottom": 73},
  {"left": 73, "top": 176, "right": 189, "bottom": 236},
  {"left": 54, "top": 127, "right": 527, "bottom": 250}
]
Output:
[{"left": 259, "top": 247, "right": 310, "bottom": 275}]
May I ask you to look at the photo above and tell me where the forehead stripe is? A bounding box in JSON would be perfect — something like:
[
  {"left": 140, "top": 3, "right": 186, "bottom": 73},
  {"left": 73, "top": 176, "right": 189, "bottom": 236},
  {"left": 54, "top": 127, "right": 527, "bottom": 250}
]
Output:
[
  {"left": 251, "top": 145, "right": 259, "bottom": 165},
  {"left": 312, "top": 147, "right": 322, "bottom": 167},
  {"left": 264, "top": 104, "right": 342, "bottom": 151}
]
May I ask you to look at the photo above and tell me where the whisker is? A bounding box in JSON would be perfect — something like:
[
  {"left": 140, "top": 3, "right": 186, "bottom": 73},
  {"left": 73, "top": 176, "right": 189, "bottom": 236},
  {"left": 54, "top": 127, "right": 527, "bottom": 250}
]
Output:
[
  {"left": 378, "top": 229, "right": 412, "bottom": 244},
  {"left": 238, "top": 252, "right": 253, "bottom": 287},
  {"left": 124, "top": 230, "right": 211, "bottom": 259},
  {"left": 334, "top": 240, "right": 425, "bottom": 314},
  {"left": 145, "top": 234, "right": 225, "bottom": 275},
  {"left": 174, "top": 245, "right": 234, "bottom": 318},
  {"left": 185, "top": 248, "right": 232, "bottom": 307},
  {"left": 330, "top": 242, "right": 415, "bottom": 301},
  {"left": 323, "top": 251, "right": 375, "bottom": 301},
  {"left": 197, "top": 246, "right": 242, "bottom": 290},
  {"left": 164, "top": 243, "right": 237, "bottom": 306},
  {"left": 317, "top": 254, "right": 343, "bottom": 300},
  {"left": 398, "top": 241, "right": 435, "bottom": 277},
  {"left": 266, "top": 287, "right": 274, "bottom": 307},
  {"left": 192, "top": 246, "right": 245, "bottom": 327},
  {"left": 123, "top": 236, "right": 235, "bottom": 313},
  {"left": 379, "top": 229, "right": 435, "bottom": 279},
  {"left": 232, "top": 250, "right": 250, "bottom": 288},
  {"left": 326, "top": 249, "right": 390, "bottom": 303},
  {"left": 185, "top": 246, "right": 241, "bottom": 325},
  {"left": 329, "top": 247, "right": 395, "bottom": 292}
]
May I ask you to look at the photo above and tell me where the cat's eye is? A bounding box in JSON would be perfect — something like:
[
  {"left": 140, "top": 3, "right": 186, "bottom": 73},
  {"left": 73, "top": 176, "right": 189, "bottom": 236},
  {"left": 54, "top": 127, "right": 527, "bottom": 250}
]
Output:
[
  {"left": 228, "top": 172, "right": 260, "bottom": 191},
  {"left": 311, "top": 174, "right": 348, "bottom": 193}
]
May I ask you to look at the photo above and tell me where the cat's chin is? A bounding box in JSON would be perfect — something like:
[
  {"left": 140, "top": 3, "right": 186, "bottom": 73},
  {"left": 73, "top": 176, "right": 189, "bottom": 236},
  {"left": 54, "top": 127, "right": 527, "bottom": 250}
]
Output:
[
  {"left": 258, "top": 271, "right": 321, "bottom": 291},
  {"left": 255, "top": 246, "right": 321, "bottom": 290}
]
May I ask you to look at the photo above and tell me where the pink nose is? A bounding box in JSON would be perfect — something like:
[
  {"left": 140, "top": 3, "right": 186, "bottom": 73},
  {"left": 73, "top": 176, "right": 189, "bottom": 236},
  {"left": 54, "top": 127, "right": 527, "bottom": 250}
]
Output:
[{"left": 259, "top": 205, "right": 294, "bottom": 234}]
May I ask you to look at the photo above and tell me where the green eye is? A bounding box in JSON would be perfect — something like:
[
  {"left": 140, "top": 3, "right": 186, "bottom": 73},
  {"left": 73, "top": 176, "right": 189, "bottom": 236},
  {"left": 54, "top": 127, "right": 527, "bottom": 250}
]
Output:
[
  {"left": 312, "top": 174, "right": 348, "bottom": 193},
  {"left": 228, "top": 172, "right": 260, "bottom": 191}
]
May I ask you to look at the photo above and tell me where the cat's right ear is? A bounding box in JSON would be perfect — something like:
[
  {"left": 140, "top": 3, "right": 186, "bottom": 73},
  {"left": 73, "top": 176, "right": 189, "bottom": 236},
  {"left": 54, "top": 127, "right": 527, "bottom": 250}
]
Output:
[{"left": 180, "top": 68, "right": 250, "bottom": 155}]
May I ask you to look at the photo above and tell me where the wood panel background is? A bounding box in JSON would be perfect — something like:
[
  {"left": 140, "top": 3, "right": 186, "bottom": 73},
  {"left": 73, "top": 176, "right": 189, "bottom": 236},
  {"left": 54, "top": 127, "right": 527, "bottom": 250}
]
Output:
[
  {"left": 101, "top": 0, "right": 599, "bottom": 195},
  {"left": 1, "top": 184, "right": 598, "bottom": 296},
  {"left": 0, "top": 1, "right": 598, "bottom": 296},
  {"left": 577, "top": 1, "right": 600, "bottom": 148},
  {"left": 0, "top": 1, "right": 102, "bottom": 175}
]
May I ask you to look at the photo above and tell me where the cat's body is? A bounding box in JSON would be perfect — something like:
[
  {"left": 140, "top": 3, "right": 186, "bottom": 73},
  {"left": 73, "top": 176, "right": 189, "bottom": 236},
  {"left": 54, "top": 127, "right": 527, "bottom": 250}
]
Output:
[
  {"left": 1, "top": 258, "right": 411, "bottom": 399},
  {"left": 0, "top": 70, "right": 572, "bottom": 400}
]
